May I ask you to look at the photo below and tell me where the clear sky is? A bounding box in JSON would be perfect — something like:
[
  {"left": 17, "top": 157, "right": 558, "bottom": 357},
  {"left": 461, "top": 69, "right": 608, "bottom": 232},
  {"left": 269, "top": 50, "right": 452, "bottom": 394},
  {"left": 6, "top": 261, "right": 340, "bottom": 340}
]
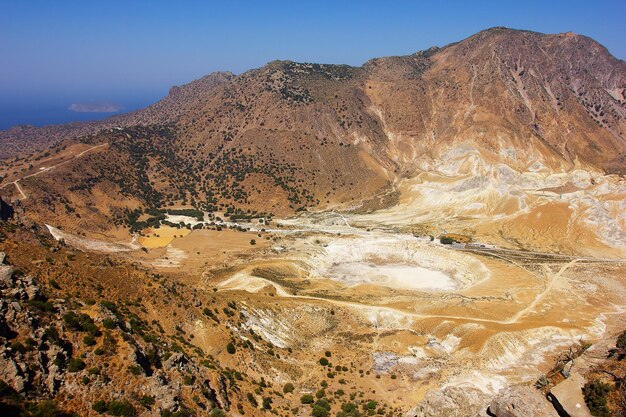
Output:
[{"left": 1, "top": 0, "right": 625, "bottom": 129}]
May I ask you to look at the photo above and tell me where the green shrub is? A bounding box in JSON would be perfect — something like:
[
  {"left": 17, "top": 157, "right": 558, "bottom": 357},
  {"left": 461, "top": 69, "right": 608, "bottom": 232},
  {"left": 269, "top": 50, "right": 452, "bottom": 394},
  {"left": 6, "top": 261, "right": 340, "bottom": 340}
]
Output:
[
  {"left": 102, "top": 318, "right": 117, "bottom": 329},
  {"left": 617, "top": 330, "right": 626, "bottom": 349},
  {"left": 342, "top": 402, "right": 357, "bottom": 413},
  {"left": 9, "top": 340, "right": 27, "bottom": 353},
  {"left": 300, "top": 394, "right": 314, "bottom": 404},
  {"left": 107, "top": 400, "right": 136, "bottom": 417},
  {"left": 262, "top": 397, "right": 272, "bottom": 410},
  {"left": 283, "top": 382, "right": 295, "bottom": 393},
  {"left": 583, "top": 380, "right": 612, "bottom": 417},
  {"left": 312, "top": 405, "right": 329, "bottom": 417},
  {"left": 100, "top": 301, "right": 117, "bottom": 313},
  {"left": 27, "top": 300, "right": 55, "bottom": 312},
  {"left": 27, "top": 400, "right": 64, "bottom": 417},
  {"left": 319, "top": 358, "right": 329, "bottom": 366},
  {"left": 440, "top": 236, "right": 455, "bottom": 245},
  {"left": 139, "top": 395, "right": 155, "bottom": 409},
  {"left": 63, "top": 311, "right": 101, "bottom": 335},
  {"left": 67, "top": 358, "right": 86, "bottom": 372},
  {"left": 92, "top": 400, "right": 108, "bottom": 413},
  {"left": 127, "top": 365, "right": 142, "bottom": 375},
  {"left": 365, "top": 400, "right": 378, "bottom": 410},
  {"left": 83, "top": 334, "right": 96, "bottom": 346},
  {"left": 226, "top": 342, "right": 236, "bottom": 354},
  {"left": 247, "top": 392, "right": 258, "bottom": 407}
]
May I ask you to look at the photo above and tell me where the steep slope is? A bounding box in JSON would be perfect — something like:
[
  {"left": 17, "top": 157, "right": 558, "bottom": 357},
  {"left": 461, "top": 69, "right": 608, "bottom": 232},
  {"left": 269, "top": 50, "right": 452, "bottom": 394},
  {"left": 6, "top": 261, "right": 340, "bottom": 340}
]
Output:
[
  {"left": 1, "top": 27, "right": 625, "bottom": 255},
  {"left": 0, "top": 72, "right": 235, "bottom": 160},
  {"left": 365, "top": 28, "right": 626, "bottom": 173},
  {"left": 1, "top": 28, "right": 626, "bottom": 417}
]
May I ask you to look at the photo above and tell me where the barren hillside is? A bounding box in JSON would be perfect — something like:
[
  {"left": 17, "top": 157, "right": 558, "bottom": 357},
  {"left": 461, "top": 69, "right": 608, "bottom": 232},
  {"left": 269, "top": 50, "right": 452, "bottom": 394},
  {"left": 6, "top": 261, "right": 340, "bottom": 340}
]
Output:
[{"left": 1, "top": 27, "right": 625, "bottom": 417}]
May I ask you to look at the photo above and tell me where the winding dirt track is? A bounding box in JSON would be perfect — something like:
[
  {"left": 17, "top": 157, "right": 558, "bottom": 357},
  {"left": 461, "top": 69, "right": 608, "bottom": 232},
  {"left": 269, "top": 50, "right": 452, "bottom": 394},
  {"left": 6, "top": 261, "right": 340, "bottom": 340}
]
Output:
[
  {"left": 506, "top": 258, "right": 580, "bottom": 324},
  {"left": 217, "top": 256, "right": 603, "bottom": 326},
  {"left": 0, "top": 143, "right": 107, "bottom": 200}
]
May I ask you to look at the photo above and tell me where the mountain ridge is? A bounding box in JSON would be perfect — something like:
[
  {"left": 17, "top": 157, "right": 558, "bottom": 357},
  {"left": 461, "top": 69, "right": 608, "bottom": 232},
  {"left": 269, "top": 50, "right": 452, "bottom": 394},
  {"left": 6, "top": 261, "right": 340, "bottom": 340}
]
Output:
[
  {"left": 1, "top": 27, "right": 626, "bottom": 417},
  {"left": 2, "top": 27, "right": 624, "bottom": 166},
  {"left": 1, "top": 27, "right": 625, "bottom": 255}
]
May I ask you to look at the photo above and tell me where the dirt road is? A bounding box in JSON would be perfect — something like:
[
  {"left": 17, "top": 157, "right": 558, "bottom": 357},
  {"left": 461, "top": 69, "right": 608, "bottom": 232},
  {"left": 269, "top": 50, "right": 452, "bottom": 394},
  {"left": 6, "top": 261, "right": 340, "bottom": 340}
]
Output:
[{"left": 0, "top": 143, "right": 107, "bottom": 200}]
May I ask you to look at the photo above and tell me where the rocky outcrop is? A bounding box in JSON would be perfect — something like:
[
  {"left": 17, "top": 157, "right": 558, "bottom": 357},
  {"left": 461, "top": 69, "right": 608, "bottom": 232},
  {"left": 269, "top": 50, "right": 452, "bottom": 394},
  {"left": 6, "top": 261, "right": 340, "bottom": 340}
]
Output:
[
  {"left": 547, "top": 372, "right": 593, "bottom": 417},
  {"left": 0, "top": 197, "right": 13, "bottom": 221},
  {"left": 0, "top": 248, "right": 236, "bottom": 416},
  {"left": 487, "top": 386, "right": 559, "bottom": 417},
  {"left": 0, "top": 254, "right": 68, "bottom": 395}
]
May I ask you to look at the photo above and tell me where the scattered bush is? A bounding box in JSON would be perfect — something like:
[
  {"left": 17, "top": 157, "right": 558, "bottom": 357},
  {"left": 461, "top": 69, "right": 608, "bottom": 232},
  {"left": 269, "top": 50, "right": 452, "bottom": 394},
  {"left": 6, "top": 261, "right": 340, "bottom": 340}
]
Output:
[
  {"left": 27, "top": 300, "right": 55, "bottom": 312},
  {"left": 283, "top": 383, "right": 295, "bottom": 393},
  {"left": 262, "top": 397, "right": 272, "bottom": 410},
  {"left": 9, "top": 340, "right": 27, "bottom": 353},
  {"left": 107, "top": 400, "right": 136, "bottom": 417},
  {"left": 247, "top": 392, "right": 258, "bottom": 407},
  {"left": 139, "top": 396, "right": 155, "bottom": 409},
  {"left": 583, "top": 380, "right": 612, "bottom": 417},
  {"left": 92, "top": 400, "right": 108, "bottom": 413},
  {"left": 127, "top": 365, "right": 143, "bottom": 376},
  {"left": 27, "top": 400, "right": 65, "bottom": 417},
  {"left": 226, "top": 342, "right": 236, "bottom": 354},
  {"left": 617, "top": 330, "right": 626, "bottom": 349},
  {"left": 83, "top": 334, "right": 96, "bottom": 346},
  {"left": 300, "top": 394, "right": 314, "bottom": 404},
  {"left": 102, "top": 318, "right": 118, "bottom": 329},
  {"left": 63, "top": 311, "right": 100, "bottom": 335},
  {"left": 67, "top": 358, "right": 86, "bottom": 372},
  {"left": 312, "top": 399, "right": 331, "bottom": 417},
  {"left": 209, "top": 409, "right": 228, "bottom": 417},
  {"left": 365, "top": 400, "right": 378, "bottom": 410}
]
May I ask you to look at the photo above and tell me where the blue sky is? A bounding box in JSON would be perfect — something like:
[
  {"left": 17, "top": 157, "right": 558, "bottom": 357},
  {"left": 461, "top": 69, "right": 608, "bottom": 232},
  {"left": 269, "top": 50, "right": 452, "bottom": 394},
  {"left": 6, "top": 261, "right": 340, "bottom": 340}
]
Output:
[{"left": 1, "top": 0, "right": 625, "bottom": 128}]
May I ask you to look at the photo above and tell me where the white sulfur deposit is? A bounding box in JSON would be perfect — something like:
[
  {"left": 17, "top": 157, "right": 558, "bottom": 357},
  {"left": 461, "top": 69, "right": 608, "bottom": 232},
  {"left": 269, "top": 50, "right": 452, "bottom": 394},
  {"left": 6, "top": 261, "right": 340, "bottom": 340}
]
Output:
[{"left": 307, "top": 235, "right": 490, "bottom": 291}]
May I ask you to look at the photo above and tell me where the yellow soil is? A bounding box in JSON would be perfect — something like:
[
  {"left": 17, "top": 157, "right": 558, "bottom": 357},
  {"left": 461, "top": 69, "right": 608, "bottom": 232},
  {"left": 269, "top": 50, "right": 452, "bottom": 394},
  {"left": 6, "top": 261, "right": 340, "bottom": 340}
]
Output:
[{"left": 138, "top": 225, "right": 190, "bottom": 248}]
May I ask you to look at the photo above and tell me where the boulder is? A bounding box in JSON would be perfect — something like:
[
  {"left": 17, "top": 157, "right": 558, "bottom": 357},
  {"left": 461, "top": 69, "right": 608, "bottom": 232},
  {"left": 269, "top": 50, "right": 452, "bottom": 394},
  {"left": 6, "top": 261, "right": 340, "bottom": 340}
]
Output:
[
  {"left": 0, "top": 264, "right": 14, "bottom": 287},
  {"left": 488, "top": 385, "right": 558, "bottom": 417},
  {"left": 547, "top": 372, "right": 593, "bottom": 417},
  {"left": 151, "top": 370, "right": 180, "bottom": 411},
  {"left": 164, "top": 352, "right": 188, "bottom": 371},
  {"left": 207, "top": 373, "right": 230, "bottom": 411},
  {"left": 0, "top": 356, "right": 29, "bottom": 393}
]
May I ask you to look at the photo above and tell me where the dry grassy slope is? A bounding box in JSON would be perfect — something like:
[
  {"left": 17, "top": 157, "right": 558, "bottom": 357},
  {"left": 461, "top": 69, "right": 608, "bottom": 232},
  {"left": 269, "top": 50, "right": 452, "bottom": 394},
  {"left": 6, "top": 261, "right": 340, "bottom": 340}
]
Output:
[
  {"left": 0, "top": 72, "right": 235, "bottom": 160},
  {"left": 363, "top": 28, "right": 626, "bottom": 173},
  {"left": 3, "top": 27, "right": 626, "bottom": 235},
  {"left": 171, "top": 27, "right": 626, "bottom": 177},
  {"left": 1, "top": 222, "right": 412, "bottom": 417}
]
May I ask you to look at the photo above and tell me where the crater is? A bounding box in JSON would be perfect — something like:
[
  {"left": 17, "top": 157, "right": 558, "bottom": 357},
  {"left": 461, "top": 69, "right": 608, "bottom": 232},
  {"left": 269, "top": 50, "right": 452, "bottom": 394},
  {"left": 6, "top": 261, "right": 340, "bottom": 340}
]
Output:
[{"left": 308, "top": 235, "right": 490, "bottom": 292}]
